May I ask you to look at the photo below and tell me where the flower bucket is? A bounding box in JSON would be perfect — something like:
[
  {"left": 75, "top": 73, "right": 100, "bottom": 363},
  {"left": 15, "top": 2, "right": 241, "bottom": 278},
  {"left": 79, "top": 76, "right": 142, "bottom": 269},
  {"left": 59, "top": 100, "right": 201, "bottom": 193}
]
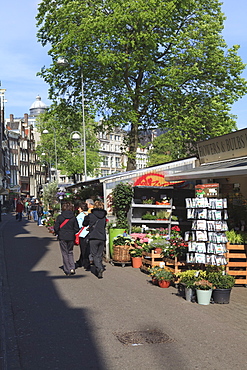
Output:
[
  {"left": 131, "top": 257, "right": 142, "bottom": 268},
  {"left": 158, "top": 280, "right": 170, "bottom": 288},
  {"left": 185, "top": 287, "right": 195, "bottom": 302},
  {"left": 212, "top": 289, "right": 232, "bottom": 304},
  {"left": 196, "top": 289, "right": 212, "bottom": 305}
]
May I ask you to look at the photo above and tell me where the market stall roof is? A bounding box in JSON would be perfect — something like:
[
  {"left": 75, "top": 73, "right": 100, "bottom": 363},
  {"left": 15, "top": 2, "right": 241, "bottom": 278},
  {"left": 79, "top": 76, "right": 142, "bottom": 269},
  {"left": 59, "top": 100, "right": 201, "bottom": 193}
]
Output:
[
  {"left": 66, "top": 156, "right": 198, "bottom": 190},
  {"left": 165, "top": 157, "right": 247, "bottom": 181}
]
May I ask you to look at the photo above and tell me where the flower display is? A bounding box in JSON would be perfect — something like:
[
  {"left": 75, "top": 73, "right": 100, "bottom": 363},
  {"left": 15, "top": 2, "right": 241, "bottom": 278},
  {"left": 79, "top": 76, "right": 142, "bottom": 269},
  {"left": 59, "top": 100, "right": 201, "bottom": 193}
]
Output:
[{"left": 161, "top": 226, "right": 188, "bottom": 259}]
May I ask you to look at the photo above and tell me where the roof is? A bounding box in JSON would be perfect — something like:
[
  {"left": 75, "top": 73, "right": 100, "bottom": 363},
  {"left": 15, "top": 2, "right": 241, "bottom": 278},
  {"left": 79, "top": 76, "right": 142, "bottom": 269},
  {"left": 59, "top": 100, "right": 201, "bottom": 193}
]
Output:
[
  {"left": 66, "top": 156, "right": 198, "bottom": 190},
  {"left": 165, "top": 157, "right": 247, "bottom": 181}
]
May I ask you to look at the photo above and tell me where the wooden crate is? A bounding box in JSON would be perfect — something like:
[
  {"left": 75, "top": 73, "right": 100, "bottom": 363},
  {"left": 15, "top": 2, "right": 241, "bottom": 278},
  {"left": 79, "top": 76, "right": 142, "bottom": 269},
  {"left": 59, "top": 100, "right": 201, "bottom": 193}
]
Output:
[
  {"left": 141, "top": 251, "right": 186, "bottom": 274},
  {"left": 163, "top": 257, "right": 187, "bottom": 274},
  {"left": 141, "top": 251, "right": 163, "bottom": 272},
  {"left": 225, "top": 243, "right": 247, "bottom": 285}
]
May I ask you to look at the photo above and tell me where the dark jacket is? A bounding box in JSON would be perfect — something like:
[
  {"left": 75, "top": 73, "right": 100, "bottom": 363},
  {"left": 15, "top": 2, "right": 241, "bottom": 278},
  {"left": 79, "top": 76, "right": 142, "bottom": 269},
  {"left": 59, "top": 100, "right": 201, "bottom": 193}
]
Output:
[
  {"left": 37, "top": 205, "right": 43, "bottom": 217},
  {"left": 54, "top": 210, "right": 79, "bottom": 241},
  {"left": 83, "top": 208, "right": 107, "bottom": 241}
]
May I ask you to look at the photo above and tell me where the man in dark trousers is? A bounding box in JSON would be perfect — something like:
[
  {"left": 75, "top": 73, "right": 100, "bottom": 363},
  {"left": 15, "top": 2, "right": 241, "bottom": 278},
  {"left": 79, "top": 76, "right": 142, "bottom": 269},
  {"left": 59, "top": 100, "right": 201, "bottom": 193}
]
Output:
[{"left": 83, "top": 200, "right": 107, "bottom": 279}]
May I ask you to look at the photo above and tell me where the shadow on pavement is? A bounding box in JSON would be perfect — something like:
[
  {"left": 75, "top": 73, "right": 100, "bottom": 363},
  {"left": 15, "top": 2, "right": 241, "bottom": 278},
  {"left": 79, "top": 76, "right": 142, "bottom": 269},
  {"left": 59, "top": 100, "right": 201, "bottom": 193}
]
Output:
[{"left": 0, "top": 215, "right": 107, "bottom": 370}]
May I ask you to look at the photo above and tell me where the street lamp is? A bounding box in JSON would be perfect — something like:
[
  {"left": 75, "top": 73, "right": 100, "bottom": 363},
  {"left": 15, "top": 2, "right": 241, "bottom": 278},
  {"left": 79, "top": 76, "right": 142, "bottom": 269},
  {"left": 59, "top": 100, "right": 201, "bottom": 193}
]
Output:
[
  {"left": 42, "top": 127, "right": 58, "bottom": 181},
  {"left": 57, "top": 57, "right": 87, "bottom": 181}
]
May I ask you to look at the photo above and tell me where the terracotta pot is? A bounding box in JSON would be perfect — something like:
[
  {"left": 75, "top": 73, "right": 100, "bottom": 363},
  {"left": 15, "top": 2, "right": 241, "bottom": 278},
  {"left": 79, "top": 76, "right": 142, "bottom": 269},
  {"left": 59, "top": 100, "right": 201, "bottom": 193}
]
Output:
[
  {"left": 154, "top": 248, "right": 163, "bottom": 254},
  {"left": 158, "top": 280, "right": 170, "bottom": 288},
  {"left": 131, "top": 257, "right": 142, "bottom": 268},
  {"left": 152, "top": 278, "right": 159, "bottom": 285}
]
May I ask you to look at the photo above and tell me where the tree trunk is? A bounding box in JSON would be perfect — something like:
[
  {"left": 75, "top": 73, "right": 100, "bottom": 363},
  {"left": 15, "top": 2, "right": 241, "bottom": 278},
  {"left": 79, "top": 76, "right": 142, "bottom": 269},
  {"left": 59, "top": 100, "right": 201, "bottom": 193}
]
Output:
[{"left": 126, "top": 122, "right": 139, "bottom": 171}]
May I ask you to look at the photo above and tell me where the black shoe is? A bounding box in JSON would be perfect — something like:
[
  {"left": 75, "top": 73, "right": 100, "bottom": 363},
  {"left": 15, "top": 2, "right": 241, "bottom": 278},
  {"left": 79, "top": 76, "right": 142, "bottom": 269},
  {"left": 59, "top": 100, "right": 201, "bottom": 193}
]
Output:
[
  {"left": 97, "top": 269, "right": 103, "bottom": 279},
  {"left": 76, "top": 261, "right": 83, "bottom": 268}
]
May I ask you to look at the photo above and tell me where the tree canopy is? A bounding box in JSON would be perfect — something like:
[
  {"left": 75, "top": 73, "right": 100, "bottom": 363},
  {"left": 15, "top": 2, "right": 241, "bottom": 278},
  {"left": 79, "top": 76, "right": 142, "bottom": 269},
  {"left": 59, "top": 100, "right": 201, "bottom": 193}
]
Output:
[
  {"left": 36, "top": 101, "right": 101, "bottom": 180},
  {"left": 36, "top": 0, "right": 247, "bottom": 170}
]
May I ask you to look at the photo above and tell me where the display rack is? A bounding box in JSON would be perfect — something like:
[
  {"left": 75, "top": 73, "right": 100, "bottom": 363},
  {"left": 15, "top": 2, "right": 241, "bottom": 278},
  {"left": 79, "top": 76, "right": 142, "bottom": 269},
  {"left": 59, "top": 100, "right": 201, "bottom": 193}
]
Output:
[
  {"left": 184, "top": 197, "right": 228, "bottom": 266},
  {"left": 226, "top": 243, "right": 247, "bottom": 285}
]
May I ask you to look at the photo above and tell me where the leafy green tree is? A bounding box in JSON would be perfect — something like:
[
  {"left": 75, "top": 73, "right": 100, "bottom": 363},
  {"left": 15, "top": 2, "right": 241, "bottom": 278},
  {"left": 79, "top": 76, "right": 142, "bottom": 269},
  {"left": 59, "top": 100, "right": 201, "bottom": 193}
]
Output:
[
  {"left": 36, "top": 0, "right": 247, "bottom": 170},
  {"left": 36, "top": 101, "right": 101, "bottom": 180}
]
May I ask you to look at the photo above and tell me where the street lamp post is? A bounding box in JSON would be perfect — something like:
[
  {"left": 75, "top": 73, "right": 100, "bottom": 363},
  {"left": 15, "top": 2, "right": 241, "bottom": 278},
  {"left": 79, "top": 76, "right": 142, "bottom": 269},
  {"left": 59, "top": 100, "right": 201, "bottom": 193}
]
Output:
[{"left": 57, "top": 57, "right": 87, "bottom": 181}]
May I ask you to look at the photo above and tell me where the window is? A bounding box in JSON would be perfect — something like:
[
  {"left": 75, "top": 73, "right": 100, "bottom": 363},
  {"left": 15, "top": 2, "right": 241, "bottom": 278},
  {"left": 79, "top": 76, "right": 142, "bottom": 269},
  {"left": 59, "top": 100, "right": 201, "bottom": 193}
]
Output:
[
  {"left": 115, "top": 157, "right": 120, "bottom": 168},
  {"left": 102, "top": 156, "right": 109, "bottom": 166}
]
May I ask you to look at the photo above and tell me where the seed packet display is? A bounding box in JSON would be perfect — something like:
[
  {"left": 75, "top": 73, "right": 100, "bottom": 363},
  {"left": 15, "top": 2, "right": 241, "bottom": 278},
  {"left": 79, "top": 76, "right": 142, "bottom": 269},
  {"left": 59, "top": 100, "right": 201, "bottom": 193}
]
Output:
[
  {"left": 187, "top": 208, "right": 195, "bottom": 219},
  {"left": 195, "top": 253, "right": 206, "bottom": 264},
  {"left": 197, "top": 209, "right": 207, "bottom": 219},
  {"left": 196, "top": 242, "right": 206, "bottom": 253},
  {"left": 206, "top": 242, "right": 215, "bottom": 254},
  {"left": 188, "top": 241, "right": 197, "bottom": 252},
  {"left": 186, "top": 253, "right": 196, "bottom": 263},
  {"left": 196, "top": 220, "right": 207, "bottom": 230},
  {"left": 196, "top": 230, "right": 208, "bottom": 241}
]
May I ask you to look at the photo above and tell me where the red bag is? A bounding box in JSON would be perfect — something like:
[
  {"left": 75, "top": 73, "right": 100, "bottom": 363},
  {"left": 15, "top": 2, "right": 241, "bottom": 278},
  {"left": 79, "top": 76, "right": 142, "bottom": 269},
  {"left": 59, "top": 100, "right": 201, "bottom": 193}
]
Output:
[{"left": 74, "top": 227, "right": 85, "bottom": 245}]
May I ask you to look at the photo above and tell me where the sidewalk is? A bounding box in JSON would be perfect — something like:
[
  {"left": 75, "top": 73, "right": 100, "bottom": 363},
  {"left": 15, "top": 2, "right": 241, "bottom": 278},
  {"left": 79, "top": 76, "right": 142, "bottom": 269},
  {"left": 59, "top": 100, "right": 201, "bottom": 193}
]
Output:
[{"left": 0, "top": 213, "right": 247, "bottom": 370}]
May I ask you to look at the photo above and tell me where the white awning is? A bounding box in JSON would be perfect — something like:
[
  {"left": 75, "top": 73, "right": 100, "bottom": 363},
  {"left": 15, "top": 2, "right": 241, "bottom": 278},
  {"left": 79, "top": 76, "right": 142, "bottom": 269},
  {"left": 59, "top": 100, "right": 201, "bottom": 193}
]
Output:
[{"left": 165, "top": 157, "right": 247, "bottom": 181}]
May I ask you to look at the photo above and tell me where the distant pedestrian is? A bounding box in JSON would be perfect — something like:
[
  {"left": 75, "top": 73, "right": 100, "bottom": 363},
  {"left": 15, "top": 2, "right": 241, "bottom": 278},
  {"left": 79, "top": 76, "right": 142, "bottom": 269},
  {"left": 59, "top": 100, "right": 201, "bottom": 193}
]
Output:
[
  {"left": 83, "top": 201, "right": 107, "bottom": 279},
  {"left": 16, "top": 200, "right": 24, "bottom": 222},
  {"left": 37, "top": 201, "right": 44, "bottom": 226},
  {"left": 30, "top": 201, "right": 38, "bottom": 222},
  {"left": 54, "top": 202, "right": 79, "bottom": 276},
  {"left": 76, "top": 202, "right": 90, "bottom": 270}
]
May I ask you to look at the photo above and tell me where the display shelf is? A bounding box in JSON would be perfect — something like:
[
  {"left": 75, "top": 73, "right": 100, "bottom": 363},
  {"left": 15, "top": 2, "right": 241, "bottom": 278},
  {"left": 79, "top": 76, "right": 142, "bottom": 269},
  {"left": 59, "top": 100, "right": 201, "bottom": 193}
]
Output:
[
  {"left": 185, "top": 196, "right": 228, "bottom": 266},
  {"left": 131, "top": 218, "right": 179, "bottom": 224}
]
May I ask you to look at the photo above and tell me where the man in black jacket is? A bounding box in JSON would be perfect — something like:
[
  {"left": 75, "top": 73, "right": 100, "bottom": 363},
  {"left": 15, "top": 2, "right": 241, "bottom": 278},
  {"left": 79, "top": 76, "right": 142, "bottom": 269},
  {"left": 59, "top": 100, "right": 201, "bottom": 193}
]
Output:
[
  {"left": 54, "top": 202, "right": 79, "bottom": 276},
  {"left": 83, "top": 201, "right": 107, "bottom": 279}
]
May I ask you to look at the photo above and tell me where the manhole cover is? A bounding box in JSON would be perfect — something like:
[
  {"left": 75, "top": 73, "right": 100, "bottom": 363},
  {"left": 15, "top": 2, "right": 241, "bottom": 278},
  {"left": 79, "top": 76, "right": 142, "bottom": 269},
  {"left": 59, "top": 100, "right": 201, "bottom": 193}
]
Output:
[{"left": 113, "top": 329, "right": 174, "bottom": 345}]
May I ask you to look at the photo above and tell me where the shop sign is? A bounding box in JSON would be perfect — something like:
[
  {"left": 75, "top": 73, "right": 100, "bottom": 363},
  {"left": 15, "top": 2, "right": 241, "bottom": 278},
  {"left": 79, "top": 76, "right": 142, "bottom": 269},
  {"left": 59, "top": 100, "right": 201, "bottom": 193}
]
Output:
[
  {"left": 197, "top": 128, "right": 247, "bottom": 163},
  {"left": 134, "top": 173, "right": 184, "bottom": 187},
  {"left": 195, "top": 183, "right": 219, "bottom": 198}
]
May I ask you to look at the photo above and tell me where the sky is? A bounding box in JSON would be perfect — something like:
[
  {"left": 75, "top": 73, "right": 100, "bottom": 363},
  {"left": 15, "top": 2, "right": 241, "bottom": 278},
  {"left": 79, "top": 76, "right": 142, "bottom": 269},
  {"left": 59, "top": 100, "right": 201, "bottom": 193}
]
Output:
[{"left": 0, "top": 0, "right": 247, "bottom": 129}]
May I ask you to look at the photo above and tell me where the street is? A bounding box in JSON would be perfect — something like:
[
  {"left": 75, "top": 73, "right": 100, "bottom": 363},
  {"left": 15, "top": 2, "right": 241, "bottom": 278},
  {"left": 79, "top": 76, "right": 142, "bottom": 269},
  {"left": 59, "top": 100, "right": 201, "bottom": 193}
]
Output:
[{"left": 0, "top": 213, "right": 247, "bottom": 370}]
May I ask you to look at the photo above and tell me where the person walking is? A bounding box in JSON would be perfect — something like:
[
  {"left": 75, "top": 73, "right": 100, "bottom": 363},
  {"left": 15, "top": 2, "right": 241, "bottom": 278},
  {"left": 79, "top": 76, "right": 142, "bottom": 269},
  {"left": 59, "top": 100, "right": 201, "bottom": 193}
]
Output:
[
  {"left": 30, "top": 201, "right": 38, "bottom": 222},
  {"left": 76, "top": 202, "right": 90, "bottom": 269},
  {"left": 16, "top": 200, "right": 24, "bottom": 222},
  {"left": 83, "top": 200, "right": 107, "bottom": 279},
  {"left": 37, "top": 201, "right": 44, "bottom": 226},
  {"left": 54, "top": 202, "right": 79, "bottom": 276}
]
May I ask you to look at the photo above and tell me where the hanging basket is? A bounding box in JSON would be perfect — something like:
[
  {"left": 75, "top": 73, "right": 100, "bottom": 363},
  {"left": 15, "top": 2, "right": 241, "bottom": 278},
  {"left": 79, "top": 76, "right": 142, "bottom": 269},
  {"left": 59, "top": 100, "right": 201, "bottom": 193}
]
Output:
[{"left": 112, "top": 245, "right": 132, "bottom": 262}]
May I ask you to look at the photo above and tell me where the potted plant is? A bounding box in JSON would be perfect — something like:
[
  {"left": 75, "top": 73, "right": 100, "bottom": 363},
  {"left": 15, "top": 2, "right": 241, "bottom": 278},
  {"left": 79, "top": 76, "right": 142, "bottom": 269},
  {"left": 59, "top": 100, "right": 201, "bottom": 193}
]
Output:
[
  {"left": 226, "top": 229, "right": 244, "bottom": 245},
  {"left": 112, "top": 235, "right": 134, "bottom": 263},
  {"left": 193, "top": 279, "right": 213, "bottom": 305},
  {"left": 148, "top": 238, "right": 170, "bottom": 254},
  {"left": 142, "top": 212, "right": 157, "bottom": 220},
  {"left": 207, "top": 270, "right": 235, "bottom": 304},
  {"left": 129, "top": 247, "right": 143, "bottom": 268},
  {"left": 176, "top": 270, "right": 198, "bottom": 301},
  {"left": 156, "top": 210, "right": 171, "bottom": 220},
  {"left": 148, "top": 266, "right": 161, "bottom": 285},
  {"left": 109, "top": 183, "right": 134, "bottom": 257},
  {"left": 155, "top": 268, "right": 174, "bottom": 288}
]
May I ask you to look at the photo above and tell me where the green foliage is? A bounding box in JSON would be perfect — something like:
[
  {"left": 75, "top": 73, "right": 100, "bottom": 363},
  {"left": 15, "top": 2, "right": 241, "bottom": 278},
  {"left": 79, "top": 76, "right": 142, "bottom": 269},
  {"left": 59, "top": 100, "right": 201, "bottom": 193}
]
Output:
[
  {"left": 155, "top": 268, "right": 174, "bottom": 282},
  {"left": 226, "top": 229, "right": 245, "bottom": 245},
  {"left": 207, "top": 272, "right": 235, "bottom": 289},
  {"left": 112, "top": 235, "right": 134, "bottom": 247},
  {"left": 176, "top": 270, "right": 199, "bottom": 289},
  {"left": 36, "top": 101, "right": 101, "bottom": 178},
  {"left": 129, "top": 247, "right": 143, "bottom": 258},
  {"left": 142, "top": 212, "right": 157, "bottom": 220},
  {"left": 36, "top": 0, "right": 247, "bottom": 170},
  {"left": 112, "top": 183, "right": 133, "bottom": 229},
  {"left": 42, "top": 181, "right": 58, "bottom": 210}
]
